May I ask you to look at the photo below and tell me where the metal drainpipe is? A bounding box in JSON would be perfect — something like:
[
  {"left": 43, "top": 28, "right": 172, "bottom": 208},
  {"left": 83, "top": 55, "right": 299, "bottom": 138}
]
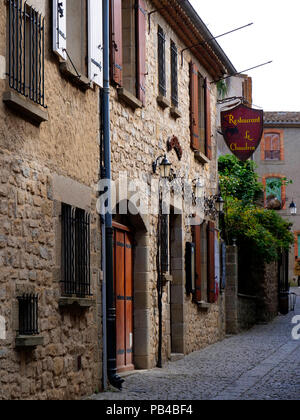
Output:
[{"left": 102, "top": 0, "right": 124, "bottom": 390}]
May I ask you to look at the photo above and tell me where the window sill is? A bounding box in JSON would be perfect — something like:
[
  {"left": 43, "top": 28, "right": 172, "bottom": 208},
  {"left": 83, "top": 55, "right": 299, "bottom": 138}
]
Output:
[
  {"left": 157, "top": 95, "right": 170, "bottom": 110},
  {"left": 261, "top": 160, "right": 285, "bottom": 165},
  {"left": 58, "top": 296, "right": 95, "bottom": 309},
  {"left": 59, "top": 61, "right": 91, "bottom": 90},
  {"left": 117, "top": 87, "right": 142, "bottom": 110},
  {"left": 170, "top": 106, "right": 182, "bottom": 120},
  {"left": 194, "top": 151, "right": 210, "bottom": 165},
  {"left": 162, "top": 274, "right": 173, "bottom": 285},
  {"left": 3, "top": 91, "right": 48, "bottom": 125},
  {"left": 196, "top": 301, "right": 210, "bottom": 311},
  {"left": 15, "top": 335, "right": 44, "bottom": 348}
]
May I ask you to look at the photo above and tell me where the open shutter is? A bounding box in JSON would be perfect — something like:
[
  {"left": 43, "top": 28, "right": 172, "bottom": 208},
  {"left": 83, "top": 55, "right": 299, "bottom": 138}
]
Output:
[
  {"left": 208, "top": 221, "right": 216, "bottom": 303},
  {"left": 110, "top": 0, "right": 123, "bottom": 86},
  {"left": 52, "top": 0, "right": 67, "bottom": 60},
  {"left": 205, "top": 78, "right": 212, "bottom": 159},
  {"left": 88, "top": 0, "right": 103, "bottom": 87},
  {"left": 190, "top": 63, "right": 199, "bottom": 150},
  {"left": 193, "top": 224, "right": 202, "bottom": 302},
  {"left": 137, "top": 0, "right": 146, "bottom": 105}
]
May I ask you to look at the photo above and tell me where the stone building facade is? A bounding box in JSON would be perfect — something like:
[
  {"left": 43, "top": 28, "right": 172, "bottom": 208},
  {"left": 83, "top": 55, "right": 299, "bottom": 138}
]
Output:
[
  {"left": 253, "top": 112, "right": 300, "bottom": 281},
  {"left": 0, "top": 0, "right": 103, "bottom": 399},
  {"left": 0, "top": 0, "right": 238, "bottom": 399}
]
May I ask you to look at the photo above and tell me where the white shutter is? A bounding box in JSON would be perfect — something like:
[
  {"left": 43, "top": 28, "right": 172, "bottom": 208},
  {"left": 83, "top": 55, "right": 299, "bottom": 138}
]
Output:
[
  {"left": 88, "top": 0, "right": 103, "bottom": 87},
  {"left": 52, "top": 0, "right": 67, "bottom": 60}
]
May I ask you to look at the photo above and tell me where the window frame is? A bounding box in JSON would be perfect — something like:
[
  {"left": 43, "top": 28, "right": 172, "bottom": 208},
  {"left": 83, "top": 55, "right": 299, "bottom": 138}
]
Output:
[{"left": 261, "top": 129, "right": 284, "bottom": 161}]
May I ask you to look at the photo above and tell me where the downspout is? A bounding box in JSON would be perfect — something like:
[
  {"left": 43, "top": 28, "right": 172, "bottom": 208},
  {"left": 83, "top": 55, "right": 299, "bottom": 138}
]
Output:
[{"left": 102, "top": 0, "right": 124, "bottom": 390}]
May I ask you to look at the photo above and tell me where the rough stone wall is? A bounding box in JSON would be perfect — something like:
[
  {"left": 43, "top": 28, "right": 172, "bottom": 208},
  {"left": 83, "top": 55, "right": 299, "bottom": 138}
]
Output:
[
  {"left": 237, "top": 296, "right": 257, "bottom": 330},
  {"left": 256, "top": 261, "right": 279, "bottom": 323},
  {"left": 110, "top": 0, "right": 224, "bottom": 366},
  {"left": 0, "top": 2, "right": 102, "bottom": 400}
]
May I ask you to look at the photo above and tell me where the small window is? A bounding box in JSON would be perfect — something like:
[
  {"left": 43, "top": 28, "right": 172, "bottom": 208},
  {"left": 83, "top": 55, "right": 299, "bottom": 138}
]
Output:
[
  {"left": 7, "top": 1, "right": 46, "bottom": 107},
  {"left": 17, "top": 294, "right": 39, "bottom": 336},
  {"left": 61, "top": 204, "right": 91, "bottom": 297},
  {"left": 264, "top": 133, "right": 280, "bottom": 161},
  {"left": 170, "top": 40, "right": 178, "bottom": 108},
  {"left": 158, "top": 26, "right": 166, "bottom": 97},
  {"left": 265, "top": 177, "right": 283, "bottom": 210}
]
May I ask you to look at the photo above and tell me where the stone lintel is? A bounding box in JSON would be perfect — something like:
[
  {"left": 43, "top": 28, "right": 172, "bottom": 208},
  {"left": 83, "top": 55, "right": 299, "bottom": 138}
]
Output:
[
  {"left": 58, "top": 297, "right": 96, "bottom": 309},
  {"left": 117, "top": 88, "right": 142, "bottom": 110},
  {"left": 194, "top": 151, "right": 210, "bottom": 165},
  {"left": 197, "top": 301, "right": 210, "bottom": 311},
  {"left": 15, "top": 335, "right": 44, "bottom": 348},
  {"left": 3, "top": 90, "right": 48, "bottom": 124},
  {"left": 157, "top": 95, "right": 170, "bottom": 110},
  {"left": 52, "top": 174, "right": 92, "bottom": 211}
]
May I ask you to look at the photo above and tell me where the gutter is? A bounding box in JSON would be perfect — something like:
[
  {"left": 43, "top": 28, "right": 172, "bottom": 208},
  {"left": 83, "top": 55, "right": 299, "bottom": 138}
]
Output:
[{"left": 102, "top": 0, "right": 124, "bottom": 390}]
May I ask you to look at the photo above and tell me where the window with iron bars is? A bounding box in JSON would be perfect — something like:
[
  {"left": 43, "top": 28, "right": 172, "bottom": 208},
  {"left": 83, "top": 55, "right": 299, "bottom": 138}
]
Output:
[
  {"left": 61, "top": 204, "right": 91, "bottom": 297},
  {"left": 171, "top": 40, "right": 178, "bottom": 108},
  {"left": 17, "top": 294, "right": 39, "bottom": 336},
  {"left": 8, "top": 0, "right": 46, "bottom": 107},
  {"left": 158, "top": 26, "right": 166, "bottom": 97}
]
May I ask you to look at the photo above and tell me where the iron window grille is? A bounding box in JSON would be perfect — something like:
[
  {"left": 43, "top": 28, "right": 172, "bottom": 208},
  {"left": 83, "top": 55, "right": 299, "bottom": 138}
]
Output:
[
  {"left": 8, "top": 0, "right": 46, "bottom": 107},
  {"left": 61, "top": 204, "right": 91, "bottom": 298},
  {"left": 17, "top": 294, "right": 39, "bottom": 336},
  {"left": 265, "top": 150, "right": 280, "bottom": 161},
  {"left": 171, "top": 41, "right": 178, "bottom": 108},
  {"left": 158, "top": 26, "right": 166, "bottom": 97}
]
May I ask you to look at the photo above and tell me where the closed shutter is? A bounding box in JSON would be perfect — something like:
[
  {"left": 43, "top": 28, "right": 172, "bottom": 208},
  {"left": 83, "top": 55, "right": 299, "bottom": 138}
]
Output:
[
  {"left": 190, "top": 63, "right": 199, "bottom": 150},
  {"left": 207, "top": 221, "right": 216, "bottom": 303},
  {"left": 88, "top": 0, "right": 103, "bottom": 87},
  {"left": 193, "top": 224, "right": 202, "bottom": 302},
  {"left": 205, "top": 78, "right": 212, "bottom": 160},
  {"left": 52, "top": 0, "right": 67, "bottom": 60},
  {"left": 137, "top": 0, "right": 146, "bottom": 105},
  {"left": 110, "top": 0, "right": 123, "bottom": 86}
]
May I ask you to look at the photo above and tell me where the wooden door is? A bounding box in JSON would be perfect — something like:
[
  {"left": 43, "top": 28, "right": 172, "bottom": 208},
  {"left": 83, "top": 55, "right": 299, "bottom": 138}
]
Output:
[{"left": 113, "top": 225, "right": 134, "bottom": 372}]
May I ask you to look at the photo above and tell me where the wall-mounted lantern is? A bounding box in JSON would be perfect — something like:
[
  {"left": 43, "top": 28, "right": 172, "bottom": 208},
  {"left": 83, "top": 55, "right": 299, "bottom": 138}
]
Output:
[{"left": 289, "top": 200, "right": 297, "bottom": 216}]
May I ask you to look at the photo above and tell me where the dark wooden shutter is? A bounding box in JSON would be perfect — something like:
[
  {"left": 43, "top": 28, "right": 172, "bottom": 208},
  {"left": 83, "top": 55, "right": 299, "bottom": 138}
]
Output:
[
  {"left": 205, "top": 78, "right": 212, "bottom": 160},
  {"left": 207, "top": 221, "right": 216, "bottom": 303},
  {"left": 190, "top": 63, "right": 200, "bottom": 151},
  {"left": 110, "top": 0, "right": 123, "bottom": 86},
  {"left": 136, "top": 0, "right": 146, "bottom": 105},
  {"left": 193, "top": 224, "right": 202, "bottom": 302}
]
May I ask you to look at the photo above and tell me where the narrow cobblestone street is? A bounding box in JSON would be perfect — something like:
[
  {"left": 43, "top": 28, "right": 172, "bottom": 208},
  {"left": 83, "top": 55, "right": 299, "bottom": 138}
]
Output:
[{"left": 90, "top": 289, "right": 300, "bottom": 401}]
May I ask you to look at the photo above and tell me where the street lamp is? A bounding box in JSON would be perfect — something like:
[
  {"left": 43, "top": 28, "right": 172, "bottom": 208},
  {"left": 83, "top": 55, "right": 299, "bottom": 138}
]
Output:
[
  {"left": 153, "top": 155, "right": 172, "bottom": 179},
  {"left": 289, "top": 200, "right": 297, "bottom": 216},
  {"left": 216, "top": 194, "right": 225, "bottom": 214}
]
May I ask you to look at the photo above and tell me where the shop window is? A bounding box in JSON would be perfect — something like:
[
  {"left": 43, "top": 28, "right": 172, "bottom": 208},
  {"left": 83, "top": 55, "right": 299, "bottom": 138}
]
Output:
[
  {"left": 190, "top": 63, "right": 211, "bottom": 159},
  {"left": 61, "top": 204, "right": 91, "bottom": 297}
]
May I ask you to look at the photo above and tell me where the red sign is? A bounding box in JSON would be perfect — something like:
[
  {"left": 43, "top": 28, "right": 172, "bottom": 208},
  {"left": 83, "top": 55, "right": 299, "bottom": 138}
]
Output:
[{"left": 221, "top": 104, "right": 264, "bottom": 161}]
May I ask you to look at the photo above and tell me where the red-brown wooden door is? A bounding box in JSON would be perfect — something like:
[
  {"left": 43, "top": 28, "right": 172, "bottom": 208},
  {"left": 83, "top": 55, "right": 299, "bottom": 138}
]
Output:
[{"left": 113, "top": 225, "right": 134, "bottom": 372}]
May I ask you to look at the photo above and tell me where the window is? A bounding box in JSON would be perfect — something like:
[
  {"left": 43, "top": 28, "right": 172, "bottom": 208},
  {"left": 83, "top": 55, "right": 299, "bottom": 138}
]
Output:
[
  {"left": 110, "top": 0, "right": 146, "bottom": 105},
  {"left": 8, "top": 1, "right": 46, "bottom": 107},
  {"left": 190, "top": 62, "right": 211, "bottom": 158},
  {"left": 192, "top": 221, "right": 216, "bottom": 303},
  {"left": 53, "top": 0, "right": 103, "bottom": 87},
  {"left": 261, "top": 130, "right": 284, "bottom": 161},
  {"left": 17, "top": 294, "right": 39, "bottom": 336},
  {"left": 61, "top": 204, "right": 91, "bottom": 297},
  {"left": 170, "top": 40, "right": 178, "bottom": 108},
  {"left": 158, "top": 26, "right": 166, "bottom": 97},
  {"left": 263, "top": 175, "right": 286, "bottom": 210}
]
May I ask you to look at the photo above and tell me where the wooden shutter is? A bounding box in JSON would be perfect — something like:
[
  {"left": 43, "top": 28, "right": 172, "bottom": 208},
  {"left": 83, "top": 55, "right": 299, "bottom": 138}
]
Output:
[
  {"left": 137, "top": 0, "right": 146, "bottom": 105},
  {"left": 193, "top": 224, "right": 202, "bottom": 302},
  {"left": 52, "top": 0, "right": 67, "bottom": 60},
  {"left": 110, "top": 0, "right": 123, "bottom": 86},
  {"left": 205, "top": 78, "right": 212, "bottom": 160},
  {"left": 190, "top": 63, "right": 199, "bottom": 150},
  {"left": 207, "top": 221, "right": 216, "bottom": 303},
  {"left": 88, "top": 0, "right": 103, "bottom": 87},
  {"left": 265, "top": 134, "right": 271, "bottom": 151}
]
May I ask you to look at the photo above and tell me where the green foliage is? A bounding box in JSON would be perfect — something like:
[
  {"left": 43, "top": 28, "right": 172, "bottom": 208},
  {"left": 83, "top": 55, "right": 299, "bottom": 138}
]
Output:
[
  {"left": 218, "top": 155, "right": 294, "bottom": 262},
  {"left": 217, "top": 79, "right": 228, "bottom": 99}
]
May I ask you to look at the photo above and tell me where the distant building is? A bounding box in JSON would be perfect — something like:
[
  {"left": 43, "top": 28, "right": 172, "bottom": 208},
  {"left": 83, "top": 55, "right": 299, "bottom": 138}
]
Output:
[{"left": 254, "top": 112, "right": 300, "bottom": 281}]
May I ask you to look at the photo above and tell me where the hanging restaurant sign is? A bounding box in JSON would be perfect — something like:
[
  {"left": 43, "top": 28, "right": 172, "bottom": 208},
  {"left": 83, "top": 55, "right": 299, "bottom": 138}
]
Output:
[{"left": 221, "top": 104, "right": 264, "bottom": 161}]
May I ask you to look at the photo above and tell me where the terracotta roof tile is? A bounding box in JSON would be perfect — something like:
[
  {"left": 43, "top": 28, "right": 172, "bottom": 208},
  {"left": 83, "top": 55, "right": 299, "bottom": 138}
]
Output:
[{"left": 264, "top": 112, "right": 300, "bottom": 124}]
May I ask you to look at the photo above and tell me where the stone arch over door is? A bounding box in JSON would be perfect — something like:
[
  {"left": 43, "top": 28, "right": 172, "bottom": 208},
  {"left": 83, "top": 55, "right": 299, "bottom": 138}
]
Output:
[
  {"left": 169, "top": 207, "right": 186, "bottom": 355},
  {"left": 112, "top": 197, "right": 153, "bottom": 370}
]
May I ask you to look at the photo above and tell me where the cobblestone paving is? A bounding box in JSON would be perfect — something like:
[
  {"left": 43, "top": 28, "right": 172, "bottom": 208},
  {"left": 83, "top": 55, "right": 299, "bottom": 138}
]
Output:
[{"left": 90, "top": 288, "right": 300, "bottom": 401}]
